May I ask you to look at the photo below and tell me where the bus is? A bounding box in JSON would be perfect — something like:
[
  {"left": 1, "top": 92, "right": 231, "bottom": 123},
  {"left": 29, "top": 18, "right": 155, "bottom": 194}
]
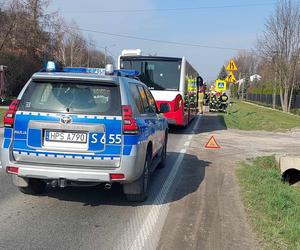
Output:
[{"left": 118, "top": 49, "right": 202, "bottom": 127}]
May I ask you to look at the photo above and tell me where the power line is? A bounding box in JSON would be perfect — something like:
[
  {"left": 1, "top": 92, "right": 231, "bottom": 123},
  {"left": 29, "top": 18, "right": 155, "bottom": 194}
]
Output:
[
  {"left": 73, "top": 27, "right": 248, "bottom": 51},
  {"left": 60, "top": 1, "right": 288, "bottom": 14}
]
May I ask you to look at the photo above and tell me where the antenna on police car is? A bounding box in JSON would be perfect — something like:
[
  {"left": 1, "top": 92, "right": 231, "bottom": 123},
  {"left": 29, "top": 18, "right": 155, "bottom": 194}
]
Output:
[{"left": 105, "top": 64, "right": 114, "bottom": 75}]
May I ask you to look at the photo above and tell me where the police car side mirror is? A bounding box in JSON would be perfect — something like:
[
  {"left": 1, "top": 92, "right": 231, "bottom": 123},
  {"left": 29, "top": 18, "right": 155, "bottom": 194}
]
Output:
[{"left": 159, "top": 103, "right": 170, "bottom": 113}]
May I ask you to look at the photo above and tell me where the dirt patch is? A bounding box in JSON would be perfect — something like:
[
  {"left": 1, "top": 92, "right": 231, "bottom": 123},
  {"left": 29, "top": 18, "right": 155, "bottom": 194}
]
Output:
[{"left": 158, "top": 113, "right": 300, "bottom": 250}]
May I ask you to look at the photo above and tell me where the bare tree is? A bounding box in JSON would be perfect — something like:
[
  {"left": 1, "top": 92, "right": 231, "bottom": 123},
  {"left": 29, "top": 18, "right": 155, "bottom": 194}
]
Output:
[
  {"left": 0, "top": 0, "right": 113, "bottom": 96},
  {"left": 257, "top": 0, "right": 300, "bottom": 112},
  {"left": 234, "top": 50, "right": 257, "bottom": 78}
]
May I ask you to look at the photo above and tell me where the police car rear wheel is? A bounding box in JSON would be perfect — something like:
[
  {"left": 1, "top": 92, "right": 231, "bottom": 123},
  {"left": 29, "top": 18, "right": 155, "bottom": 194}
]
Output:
[
  {"left": 125, "top": 154, "right": 150, "bottom": 202},
  {"left": 18, "top": 178, "right": 46, "bottom": 195}
]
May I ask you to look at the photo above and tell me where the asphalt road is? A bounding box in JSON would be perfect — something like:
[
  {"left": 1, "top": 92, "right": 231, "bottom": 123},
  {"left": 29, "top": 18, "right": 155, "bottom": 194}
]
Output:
[
  {"left": 4, "top": 110, "right": 294, "bottom": 250},
  {"left": 0, "top": 116, "right": 202, "bottom": 250}
]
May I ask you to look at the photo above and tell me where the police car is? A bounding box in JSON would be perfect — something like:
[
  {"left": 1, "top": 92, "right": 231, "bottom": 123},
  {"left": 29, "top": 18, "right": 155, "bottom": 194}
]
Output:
[{"left": 1, "top": 62, "right": 169, "bottom": 202}]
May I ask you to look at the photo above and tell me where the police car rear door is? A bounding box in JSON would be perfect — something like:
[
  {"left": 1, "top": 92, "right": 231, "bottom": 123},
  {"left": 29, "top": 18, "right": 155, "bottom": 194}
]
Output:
[
  {"left": 136, "top": 85, "right": 161, "bottom": 157},
  {"left": 12, "top": 77, "right": 123, "bottom": 168}
]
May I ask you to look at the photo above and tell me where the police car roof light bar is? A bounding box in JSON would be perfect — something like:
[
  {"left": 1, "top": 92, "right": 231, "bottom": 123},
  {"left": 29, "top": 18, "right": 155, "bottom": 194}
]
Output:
[
  {"left": 43, "top": 61, "right": 140, "bottom": 78},
  {"left": 63, "top": 67, "right": 106, "bottom": 75},
  {"left": 44, "top": 61, "right": 63, "bottom": 72}
]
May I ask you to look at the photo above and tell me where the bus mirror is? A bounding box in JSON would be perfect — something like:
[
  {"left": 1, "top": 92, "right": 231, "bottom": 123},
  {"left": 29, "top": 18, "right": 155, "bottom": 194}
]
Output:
[
  {"left": 159, "top": 103, "right": 170, "bottom": 113},
  {"left": 197, "top": 76, "right": 203, "bottom": 87}
]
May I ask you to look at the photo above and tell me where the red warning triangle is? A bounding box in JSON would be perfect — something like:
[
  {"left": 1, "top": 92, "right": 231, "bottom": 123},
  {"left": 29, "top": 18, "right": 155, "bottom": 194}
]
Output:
[{"left": 205, "top": 136, "right": 221, "bottom": 149}]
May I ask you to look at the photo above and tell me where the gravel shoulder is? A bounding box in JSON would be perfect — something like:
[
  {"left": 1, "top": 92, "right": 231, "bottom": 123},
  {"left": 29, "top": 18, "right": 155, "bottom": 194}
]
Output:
[{"left": 158, "top": 112, "right": 300, "bottom": 250}]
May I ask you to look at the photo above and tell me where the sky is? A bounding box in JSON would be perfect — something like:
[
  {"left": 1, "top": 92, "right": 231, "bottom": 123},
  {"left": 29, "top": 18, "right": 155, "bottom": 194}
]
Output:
[{"left": 47, "top": 0, "right": 278, "bottom": 81}]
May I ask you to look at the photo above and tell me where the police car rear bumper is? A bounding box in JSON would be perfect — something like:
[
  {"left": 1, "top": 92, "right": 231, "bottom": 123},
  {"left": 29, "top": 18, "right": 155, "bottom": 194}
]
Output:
[
  {"left": 15, "top": 166, "right": 112, "bottom": 182},
  {"left": 1, "top": 154, "right": 144, "bottom": 184}
]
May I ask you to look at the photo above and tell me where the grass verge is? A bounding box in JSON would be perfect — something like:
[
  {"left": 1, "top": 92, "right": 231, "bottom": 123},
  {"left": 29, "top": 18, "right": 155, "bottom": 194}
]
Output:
[
  {"left": 237, "top": 156, "right": 300, "bottom": 250},
  {"left": 221, "top": 102, "right": 300, "bottom": 131}
]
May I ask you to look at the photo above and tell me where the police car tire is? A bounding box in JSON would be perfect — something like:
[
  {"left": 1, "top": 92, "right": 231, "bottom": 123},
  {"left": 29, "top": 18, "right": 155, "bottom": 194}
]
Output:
[
  {"left": 18, "top": 178, "right": 46, "bottom": 195},
  {"left": 125, "top": 154, "right": 150, "bottom": 202},
  {"left": 158, "top": 132, "right": 168, "bottom": 169}
]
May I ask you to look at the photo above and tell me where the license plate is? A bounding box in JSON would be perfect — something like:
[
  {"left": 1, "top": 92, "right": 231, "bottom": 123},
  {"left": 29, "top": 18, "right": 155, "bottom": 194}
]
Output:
[{"left": 45, "top": 131, "right": 87, "bottom": 143}]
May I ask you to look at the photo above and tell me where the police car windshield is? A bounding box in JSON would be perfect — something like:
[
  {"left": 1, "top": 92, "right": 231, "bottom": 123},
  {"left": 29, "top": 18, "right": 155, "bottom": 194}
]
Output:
[
  {"left": 19, "top": 80, "right": 121, "bottom": 115},
  {"left": 121, "top": 58, "right": 181, "bottom": 90}
]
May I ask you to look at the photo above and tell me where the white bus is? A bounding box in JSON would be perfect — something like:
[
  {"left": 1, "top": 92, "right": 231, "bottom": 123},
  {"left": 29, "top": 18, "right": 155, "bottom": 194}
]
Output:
[{"left": 118, "top": 49, "right": 202, "bottom": 126}]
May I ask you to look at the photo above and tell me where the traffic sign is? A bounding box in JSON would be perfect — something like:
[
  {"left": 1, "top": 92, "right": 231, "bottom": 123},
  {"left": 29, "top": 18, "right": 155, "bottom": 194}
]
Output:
[
  {"left": 225, "top": 71, "right": 236, "bottom": 83},
  {"left": 215, "top": 79, "right": 227, "bottom": 92},
  {"left": 226, "top": 59, "right": 238, "bottom": 71},
  {"left": 205, "top": 136, "right": 221, "bottom": 149}
]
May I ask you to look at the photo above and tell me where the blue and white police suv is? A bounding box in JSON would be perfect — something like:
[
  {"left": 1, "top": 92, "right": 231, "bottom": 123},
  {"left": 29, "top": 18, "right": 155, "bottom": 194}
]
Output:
[{"left": 1, "top": 62, "right": 169, "bottom": 202}]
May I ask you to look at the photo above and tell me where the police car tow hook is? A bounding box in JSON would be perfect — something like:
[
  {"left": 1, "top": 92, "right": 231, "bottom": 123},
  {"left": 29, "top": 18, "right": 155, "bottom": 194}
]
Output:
[
  {"left": 105, "top": 183, "right": 112, "bottom": 190},
  {"left": 58, "top": 179, "right": 67, "bottom": 188},
  {"left": 51, "top": 180, "right": 58, "bottom": 188}
]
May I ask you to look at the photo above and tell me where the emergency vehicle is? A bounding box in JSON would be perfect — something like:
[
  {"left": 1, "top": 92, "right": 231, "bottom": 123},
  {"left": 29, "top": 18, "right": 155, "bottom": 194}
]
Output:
[{"left": 1, "top": 62, "right": 169, "bottom": 202}]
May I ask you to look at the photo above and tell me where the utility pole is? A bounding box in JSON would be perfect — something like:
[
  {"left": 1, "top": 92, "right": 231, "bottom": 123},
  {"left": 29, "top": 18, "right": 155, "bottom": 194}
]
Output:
[
  {"left": 273, "top": 73, "right": 277, "bottom": 109},
  {"left": 0, "top": 65, "right": 7, "bottom": 98},
  {"left": 240, "top": 72, "right": 245, "bottom": 101}
]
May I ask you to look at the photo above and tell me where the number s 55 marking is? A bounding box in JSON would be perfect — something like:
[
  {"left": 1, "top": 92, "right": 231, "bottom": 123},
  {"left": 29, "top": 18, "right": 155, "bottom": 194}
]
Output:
[{"left": 91, "top": 134, "right": 122, "bottom": 144}]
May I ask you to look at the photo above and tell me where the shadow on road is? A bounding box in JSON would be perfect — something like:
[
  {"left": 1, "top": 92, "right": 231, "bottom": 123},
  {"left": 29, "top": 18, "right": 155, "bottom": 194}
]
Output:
[
  {"left": 156, "top": 152, "right": 211, "bottom": 206},
  {"left": 169, "top": 114, "right": 227, "bottom": 135},
  {"left": 39, "top": 152, "right": 210, "bottom": 207}
]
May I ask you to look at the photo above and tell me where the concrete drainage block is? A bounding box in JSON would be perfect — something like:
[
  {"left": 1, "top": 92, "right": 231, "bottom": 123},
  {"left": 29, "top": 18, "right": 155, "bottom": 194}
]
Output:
[{"left": 278, "top": 155, "right": 300, "bottom": 185}]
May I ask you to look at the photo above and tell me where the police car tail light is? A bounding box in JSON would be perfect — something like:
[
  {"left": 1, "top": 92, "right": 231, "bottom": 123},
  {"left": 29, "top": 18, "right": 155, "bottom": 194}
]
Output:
[
  {"left": 174, "top": 95, "right": 183, "bottom": 112},
  {"left": 122, "top": 105, "right": 139, "bottom": 134},
  {"left": 110, "top": 173, "right": 125, "bottom": 180},
  {"left": 6, "top": 166, "right": 19, "bottom": 174},
  {"left": 4, "top": 99, "right": 20, "bottom": 128}
]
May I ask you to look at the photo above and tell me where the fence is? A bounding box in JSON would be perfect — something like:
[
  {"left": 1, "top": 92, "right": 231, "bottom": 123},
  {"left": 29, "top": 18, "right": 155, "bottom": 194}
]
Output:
[{"left": 246, "top": 93, "right": 300, "bottom": 109}]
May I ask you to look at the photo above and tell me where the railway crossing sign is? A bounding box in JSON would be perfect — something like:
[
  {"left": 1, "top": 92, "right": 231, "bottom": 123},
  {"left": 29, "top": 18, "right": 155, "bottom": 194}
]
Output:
[
  {"left": 215, "top": 79, "right": 227, "bottom": 92},
  {"left": 226, "top": 59, "right": 238, "bottom": 71},
  {"left": 225, "top": 71, "right": 236, "bottom": 83}
]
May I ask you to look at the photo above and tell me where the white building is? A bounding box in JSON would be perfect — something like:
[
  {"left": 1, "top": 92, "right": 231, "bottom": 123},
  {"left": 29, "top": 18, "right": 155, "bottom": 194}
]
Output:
[{"left": 236, "top": 74, "right": 262, "bottom": 88}]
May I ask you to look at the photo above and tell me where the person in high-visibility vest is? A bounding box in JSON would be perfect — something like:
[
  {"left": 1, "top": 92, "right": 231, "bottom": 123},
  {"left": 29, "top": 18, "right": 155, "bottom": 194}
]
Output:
[{"left": 198, "top": 85, "right": 205, "bottom": 114}]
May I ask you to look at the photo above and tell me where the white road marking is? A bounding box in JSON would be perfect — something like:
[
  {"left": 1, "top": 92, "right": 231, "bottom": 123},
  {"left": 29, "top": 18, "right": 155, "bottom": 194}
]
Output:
[
  {"left": 124, "top": 115, "right": 201, "bottom": 250},
  {"left": 192, "top": 115, "right": 201, "bottom": 132},
  {"left": 129, "top": 148, "right": 186, "bottom": 250},
  {"left": 184, "top": 141, "right": 190, "bottom": 147}
]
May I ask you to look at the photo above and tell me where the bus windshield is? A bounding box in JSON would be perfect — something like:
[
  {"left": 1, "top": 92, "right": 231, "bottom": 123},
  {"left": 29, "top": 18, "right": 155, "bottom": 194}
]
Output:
[{"left": 121, "top": 58, "right": 181, "bottom": 90}]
